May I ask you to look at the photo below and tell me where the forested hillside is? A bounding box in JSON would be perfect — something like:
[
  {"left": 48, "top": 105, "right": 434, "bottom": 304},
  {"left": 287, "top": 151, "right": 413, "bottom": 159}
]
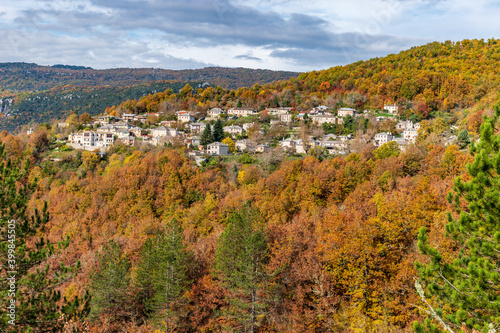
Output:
[
  {"left": 1, "top": 39, "right": 500, "bottom": 332},
  {"left": 0, "top": 131, "right": 473, "bottom": 332},
  {"left": 4, "top": 114, "right": 493, "bottom": 331},
  {"left": 0, "top": 63, "right": 298, "bottom": 91},
  {"left": 0, "top": 64, "right": 298, "bottom": 133},
  {"left": 297, "top": 39, "right": 500, "bottom": 112},
  {"left": 3, "top": 39, "right": 500, "bottom": 134},
  {"left": 0, "top": 81, "right": 203, "bottom": 133},
  {"left": 100, "top": 39, "right": 500, "bottom": 122}
]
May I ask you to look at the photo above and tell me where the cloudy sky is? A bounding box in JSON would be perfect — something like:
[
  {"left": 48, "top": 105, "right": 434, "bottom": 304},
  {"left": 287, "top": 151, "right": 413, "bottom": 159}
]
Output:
[{"left": 0, "top": 0, "right": 499, "bottom": 72}]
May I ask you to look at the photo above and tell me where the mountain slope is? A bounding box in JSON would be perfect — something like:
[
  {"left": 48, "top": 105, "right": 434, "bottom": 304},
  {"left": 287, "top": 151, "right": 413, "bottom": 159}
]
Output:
[
  {"left": 296, "top": 39, "right": 500, "bottom": 111},
  {"left": 96, "top": 39, "right": 500, "bottom": 124},
  {"left": 3, "top": 39, "right": 500, "bottom": 133},
  {"left": 0, "top": 63, "right": 299, "bottom": 91},
  {"left": 0, "top": 81, "right": 203, "bottom": 133},
  {"left": 0, "top": 64, "right": 299, "bottom": 133}
]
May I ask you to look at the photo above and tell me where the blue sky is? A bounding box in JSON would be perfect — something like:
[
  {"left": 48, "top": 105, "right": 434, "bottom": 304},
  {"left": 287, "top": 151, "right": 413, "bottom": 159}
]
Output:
[{"left": 0, "top": 0, "right": 498, "bottom": 72}]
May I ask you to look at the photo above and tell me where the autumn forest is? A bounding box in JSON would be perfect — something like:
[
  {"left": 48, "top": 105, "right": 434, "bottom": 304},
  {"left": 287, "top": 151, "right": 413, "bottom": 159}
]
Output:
[{"left": 1, "top": 39, "right": 500, "bottom": 333}]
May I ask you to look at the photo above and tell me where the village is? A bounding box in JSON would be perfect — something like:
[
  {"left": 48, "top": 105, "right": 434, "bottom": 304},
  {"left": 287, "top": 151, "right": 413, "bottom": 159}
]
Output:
[{"left": 49, "top": 103, "right": 458, "bottom": 165}]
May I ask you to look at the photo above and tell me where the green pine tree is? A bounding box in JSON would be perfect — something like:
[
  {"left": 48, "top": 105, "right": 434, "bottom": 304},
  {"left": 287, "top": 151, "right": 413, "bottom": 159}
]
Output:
[
  {"left": 414, "top": 106, "right": 500, "bottom": 333},
  {"left": 0, "top": 143, "right": 88, "bottom": 332},
  {"left": 135, "top": 220, "right": 190, "bottom": 331},
  {"left": 457, "top": 129, "right": 470, "bottom": 149},
  {"left": 200, "top": 123, "right": 214, "bottom": 148},
  {"left": 213, "top": 119, "right": 225, "bottom": 142},
  {"left": 89, "top": 240, "right": 131, "bottom": 323},
  {"left": 214, "top": 204, "right": 268, "bottom": 333}
]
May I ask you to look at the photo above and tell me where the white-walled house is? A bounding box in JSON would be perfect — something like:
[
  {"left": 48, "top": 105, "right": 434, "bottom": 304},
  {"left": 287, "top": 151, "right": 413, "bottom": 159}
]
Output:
[
  {"left": 403, "top": 128, "right": 418, "bottom": 143},
  {"left": 227, "top": 108, "right": 257, "bottom": 117},
  {"left": 278, "top": 113, "right": 293, "bottom": 123},
  {"left": 97, "top": 125, "right": 115, "bottom": 133},
  {"left": 68, "top": 131, "right": 114, "bottom": 151},
  {"left": 322, "top": 133, "right": 338, "bottom": 141},
  {"left": 294, "top": 139, "right": 319, "bottom": 154},
  {"left": 206, "top": 142, "right": 230, "bottom": 155},
  {"left": 223, "top": 125, "right": 243, "bottom": 136},
  {"left": 311, "top": 114, "right": 337, "bottom": 125},
  {"left": 393, "top": 137, "right": 409, "bottom": 151},
  {"left": 114, "top": 129, "right": 132, "bottom": 139},
  {"left": 185, "top": 136, "right": 201, "bottom": 147},
  {"left": 396, "top": 120, "right": 415, "bottom": 130},
  {"left": 255, "top": 144, "right": 270, "bottom": 153},
  {"left": 280, "top": 138, "right": 296, "bottom": 149},
  {"left": 160, "top": 120, "right": 178, "bottom": 128},
  {"left": 295, "top": 140, "right": 308, "bottom": 154},
  {"left": 207, "top": 107, "right": 225, "bottom": 119},
  {"left": 122, "top": 114, "right": 136, "bottom": 122},
  {"left": 321, "top": 140, "right": 348, "bottom": 154},
  {"left": 384, "top": 104, "right": 399, "bottom": 114},
  {"left": 113, "top": 121, "right": 133, "bottom": 129},
  {"left": 136, "top": 115, "right": 147, "bottom": 124},
  {"left": 130, "top": 127, "right": 143, "bottom": 138},
  {"left": 189, "top": 122, "right": 207, "bottom": 134},
  {"left": 150, "top": 126, "right": 173, "bottom": 138},
  {"left": 235, "top": 139, "right": 255, "bottom": 151},
  {"left": 97, "top": 115, "right": 114, "bottom": 125},
  {"left": 96, "top": 125, "right": 134, "bottom": 139},
  {"left": 374, "top": 132, "right": 394, "bottom": 146},
  {"left": 242, "top": 122, "right": 255, "bottom": 131},
  {"left": 177, "top": 111, "right": 196, "bottom": 123},
  {"left": 313, "top": 105, "right": 330, "bottom": 112},
  {"left": 338, "top": 108, "right": 358, "bottom": 117},
  {"left": 267, "top": 107, "right": 292, "bottom": 115}
]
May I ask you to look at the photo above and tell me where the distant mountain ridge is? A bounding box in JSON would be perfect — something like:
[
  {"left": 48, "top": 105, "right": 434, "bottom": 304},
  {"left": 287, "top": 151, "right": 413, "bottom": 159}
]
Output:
[
  {"left": 0, "top": 63, "right": 299, "bottom": 133},
  {"left": 0, "top": 63, "right": 299, "bottom": 91},
  {"left": 0, "top": 81, "right": 203, "bottom": 133}
]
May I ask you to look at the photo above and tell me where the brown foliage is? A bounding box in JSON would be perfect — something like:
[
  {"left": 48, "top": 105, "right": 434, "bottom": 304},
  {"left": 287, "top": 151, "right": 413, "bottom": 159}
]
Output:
[
  {"left": 28, "top": 129, "right": 49, "bottom": 151},
  {"left": 21, "top": 140, "right": 471, "bottom": 331},
  {"left": 1, "top": 133, "right": 24, "bottom": 159}
]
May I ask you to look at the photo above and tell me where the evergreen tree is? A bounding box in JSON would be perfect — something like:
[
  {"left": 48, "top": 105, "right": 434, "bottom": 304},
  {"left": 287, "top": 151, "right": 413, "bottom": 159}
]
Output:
[
  {"left": 342, "top": 115, "right": 355, "bottom": 134},
  {"left": 213, "top": 119, "right": 225, "bottom": 142},
  {"left": 135, "top": 220, "right": 190, "bottom": 331},
  {"left": 214, "top": 204, "right": 268, "bottom": 333},
  {"left": 200, "top": 123, "right": 214, "bottom": 148},
  {"left": 0, "top": 143, "right": 87, "bottom": 332},
  {"left": 414, "top": 107, "right": 500, "bottom": 332},
  {"left": 457, "top": 129, "right": 470, "bottom": 149},
  {"left": 89, "top": 240, "right": 130, "bottom": 322}
]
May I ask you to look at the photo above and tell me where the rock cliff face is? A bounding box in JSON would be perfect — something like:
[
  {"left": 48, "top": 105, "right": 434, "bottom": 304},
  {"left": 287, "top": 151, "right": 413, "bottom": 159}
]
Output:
[{"left": 0, "top": 98, "right": 13, "bottom": 116}]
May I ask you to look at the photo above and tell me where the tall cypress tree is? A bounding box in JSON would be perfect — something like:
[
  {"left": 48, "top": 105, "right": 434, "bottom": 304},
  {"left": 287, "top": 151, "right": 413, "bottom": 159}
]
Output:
[
  {"left": 135, "top": 220, "right": 190, "bottom": 331},
  {"left": 214, "top": 204, "right": 268, "bottom": 333},
  {"left": 414, "top": 106, "right": 500, "bottom": 332},
  {"left": 213, "top": 119, "right": 225, "bottom": 142},
  {"left": 0, "top": 143, "right": 87, "bottom": 332},
  {"left": 200, "top": 123, "right": 214, "bottom": 148}
]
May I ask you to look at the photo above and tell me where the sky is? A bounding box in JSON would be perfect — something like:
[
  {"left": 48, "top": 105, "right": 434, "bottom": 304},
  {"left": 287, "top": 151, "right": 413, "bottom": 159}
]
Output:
[{"left": 0, "top": 0, "right": 499, "bottom": 72}]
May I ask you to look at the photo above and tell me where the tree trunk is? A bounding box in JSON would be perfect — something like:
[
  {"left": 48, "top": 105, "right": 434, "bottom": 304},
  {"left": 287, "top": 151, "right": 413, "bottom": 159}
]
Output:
[
  {"left": 166, "top": 301, "right": 169, "bottom": 333},
  {"left": 251, "top": 290, "right": 256, "bottom": 333}
]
